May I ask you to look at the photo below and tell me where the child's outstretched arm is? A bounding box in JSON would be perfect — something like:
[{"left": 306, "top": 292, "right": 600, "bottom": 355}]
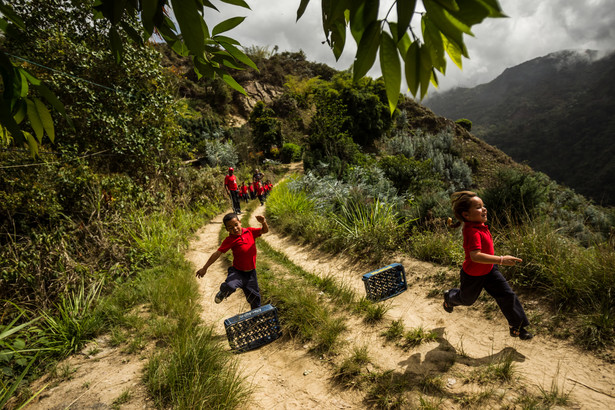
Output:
[
  {"left": 196, "top": 250, "right": 222, "bottom": 277},
  {"left": 255, "top": 215, "right": 269, "bottom": 234},
  {"left": 469, "top": 250, "right": 522, "bottom": 266}
]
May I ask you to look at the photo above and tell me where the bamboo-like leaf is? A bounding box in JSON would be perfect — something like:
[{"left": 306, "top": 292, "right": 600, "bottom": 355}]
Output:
[
  {"left": 26, "top": 99, "right": 44, "bottom": 144},
  {"left": 120, "top": 21, "right": 144, "bottom": 45},
  {"left": 140, "top": 0, "right": 158, "bottom": 35},
  {"left": 20, "top": 68, "right": 41, "bottom": 86},
  {"left": 424, "top": 0, "right": 472, "bottom": 53},
  {"left": 18, "top": 70, "right": 28, "bottom": 98},
  {"left": 171, "top": 0, "right": 206, "bottom": 57},
  {"left": 434, "top": 0, "right": 460, "bottom": 12},
  {"left": 202, "top": 0, "right": 219, "bottom": 11},
  {"left": 34, "top": 84, "right": 73, "bottom": 128},
  {"left": 477, "top": 0, "right": 507, "bottom": 17},
  {"left": 419, "top": 44, "right": 433, "bottom": 99},
  {"left": 219, "top": 0, "right": 251, "bottom": 9},
  {"left": 297, "top": 0, "right": 311, "bottom": 21},
  {"left": 110, "top": 27, "right": 122, "bottom": 62},
  {"left": 211, "top": 35, "right": 241, "bottom": 45},
  {"left": 194, "top": 55, "right": 215, "bottom": 79},
  {"left": 0, "top": 3, "right": 25, "bottom": 29},
  {"left": 221, "top": 72, "right": 247, "bottom": 94},
  {"left": 34, "top": 98, "right": 54, "bottom": 143},
  {"left": 0, "top": 97, "right": 25, "bottom": 145},
  {"left": 217, "top": 41, "right": 257, "bottom": 70},
  {"left": 24, "top": 131, "right": 38, "bottom": 157},
  {"left": 396, "top": 0, "right": 417, "bottom": 40},
  {"left": 212, "top": 16, "right": 245, "bottom": 36},
  {"left": 353, "top": 19, "right": 381, "bottom": 82},
  {"left": 404, "top": 41, "right": 420, "bottom": 96},
  {"left": 13, "top": 100, "right": 26, "bottom": 124},
  {"left": 379, "top": 31, "right": 401, "bottom": 114},
  {"left": 422, "top": 15, "right": 447, "bottom": 73},
  {"left": 442, "top": 34, "right": 463, "bottom": 69}
]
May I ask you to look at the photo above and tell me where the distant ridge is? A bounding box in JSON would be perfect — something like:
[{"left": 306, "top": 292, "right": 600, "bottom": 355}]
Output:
[{"left": 424, "top": 49, "right": 615, "bottom": 206}]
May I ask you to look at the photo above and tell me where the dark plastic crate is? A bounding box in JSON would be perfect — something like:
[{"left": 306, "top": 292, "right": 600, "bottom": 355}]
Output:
[
  {"left": 362, "top": 263, "right": 407, "bottom": 302},
  {"left": 223, "top": 304, "right": 281, "bottom": 352}
]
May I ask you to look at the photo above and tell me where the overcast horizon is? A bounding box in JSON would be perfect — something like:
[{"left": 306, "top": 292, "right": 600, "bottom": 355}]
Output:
[{"left": 204, "top": 0, "right": 615, "bottom": 95}]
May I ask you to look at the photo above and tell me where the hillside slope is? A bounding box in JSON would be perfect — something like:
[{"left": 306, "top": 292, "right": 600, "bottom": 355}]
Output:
[{"left": 425, "top": 50, "right": 615, "bottom": 205}]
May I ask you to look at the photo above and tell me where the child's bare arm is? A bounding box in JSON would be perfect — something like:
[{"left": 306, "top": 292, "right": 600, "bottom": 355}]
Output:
[
  {"left": 196, "top": 250, "right": 222, "bottom": 277},
  {"left": 469, "top": 250, "right": 522, "bottom": 266},
  {"left": 255, "top": 215, "right": 269, "bottom": 234}
]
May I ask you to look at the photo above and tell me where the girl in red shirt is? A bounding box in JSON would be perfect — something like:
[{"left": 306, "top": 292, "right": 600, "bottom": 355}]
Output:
[{"left": 444, "top": 191, "right": 533, "bottom": 340}]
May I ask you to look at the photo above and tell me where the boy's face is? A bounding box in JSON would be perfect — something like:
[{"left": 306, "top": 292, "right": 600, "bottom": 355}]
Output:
[{"left": 224, "top": 218, "right": 242, "bottom": 235}]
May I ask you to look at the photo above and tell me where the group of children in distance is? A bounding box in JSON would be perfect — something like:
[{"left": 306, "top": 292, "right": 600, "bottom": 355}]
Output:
[
  {"left": 223, "top": 167, "right": 273, "bottom": 215},
  {"left": 197, "top": 186, "right": 533, "bottom": 342}
]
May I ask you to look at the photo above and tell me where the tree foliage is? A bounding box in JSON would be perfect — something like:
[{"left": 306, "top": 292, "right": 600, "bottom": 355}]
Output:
[{"left": 0, "top": 0, "right": 505, "bottom": 155}]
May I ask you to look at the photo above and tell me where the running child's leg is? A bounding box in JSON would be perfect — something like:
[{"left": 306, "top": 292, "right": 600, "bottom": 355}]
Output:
[
  {"left": 447, "top": 269, "right": 484, "bottom": 307},
  {"left": 483, "top": 267, "right": 530, "bottom": 329},
  {"left": 241, "top": 270, "right": 261, "bottom": 310},
  {"left": 218, "top": 266, "right": 245, "bottom": 300}
]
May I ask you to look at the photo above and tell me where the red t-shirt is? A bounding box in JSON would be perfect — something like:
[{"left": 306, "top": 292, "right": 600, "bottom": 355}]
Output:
[
  {"left": 224, "top": 174, "right": 238, "bottom": 191},
  {"left": 218, "top": 227, "right": 262, "bottom": 271},
  {"left": 462, "top": 222, "right": 494, "bottom": 276},
  {"left": 248, "top": 184, "right": 254, "bottom": 193},
  {"left": 240, "top": 185, "right": 248, "bottom": 195}
]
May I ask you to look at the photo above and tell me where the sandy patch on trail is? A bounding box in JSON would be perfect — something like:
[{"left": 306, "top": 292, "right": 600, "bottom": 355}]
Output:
[
  {"left": 26, "top": 335, "right": 154, "bottom": 410},
  {"left": 248, "top": 205, "right": 615, "bottom": 409}
]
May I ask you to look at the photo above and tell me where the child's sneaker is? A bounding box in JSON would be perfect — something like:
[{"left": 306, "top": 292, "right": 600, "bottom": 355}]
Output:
[
  {"left": 443, "top": 291, "right": 454, "bottom": 313},
  {"left": 215, "top": 291, "right": 226, "bottom": 304},
  {"left": 510, "top": 326, "right": 533, "bottom": 340}
]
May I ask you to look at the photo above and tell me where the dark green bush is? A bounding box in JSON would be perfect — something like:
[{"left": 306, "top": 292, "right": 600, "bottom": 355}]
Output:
[
  {"left": 455, "top": 118, "right": 472, "bottom": 131},
  {"left": 378, "top": 154, "right": 440, "bottom": 194},
  {"left": 248, "top": 101, "right": 283, "bottom": 154},
  {"left": 280, "top": 143, "right": 302, "bottom": 163},
  {"left": 481, "top": 169, "right": 549, "bottom": 225}
]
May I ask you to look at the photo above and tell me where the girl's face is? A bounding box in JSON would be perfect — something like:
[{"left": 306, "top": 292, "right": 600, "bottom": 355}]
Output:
[
  {"left": 224, "top": 218, "right": 242, "bottom": 235},
  {"left": 463, "top": 196, "right": 487, "bottom": 223}
]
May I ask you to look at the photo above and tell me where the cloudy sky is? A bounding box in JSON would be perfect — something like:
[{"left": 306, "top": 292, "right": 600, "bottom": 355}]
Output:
[{"left": 206, "top": 0, "right": 615, "bottom": 94}]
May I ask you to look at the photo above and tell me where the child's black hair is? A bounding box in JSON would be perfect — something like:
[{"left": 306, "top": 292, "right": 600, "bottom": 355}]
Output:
[{"left": 223, "top": 213, "right": 239, "bottom": 227}]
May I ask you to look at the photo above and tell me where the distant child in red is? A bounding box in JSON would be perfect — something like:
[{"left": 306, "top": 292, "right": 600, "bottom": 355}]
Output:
[
  {"left": 240, "top": 181, "right": 249, "bottom": 203},
  {"left": 443, "top": 191, "right": 533, "bottom": 340},
  {"left": 248, "top": 182, "right": 256, "bottom": 200},
  {"left": 224, "top": 167, "right": 241, "bottom": 214},
  {"left": 196, "top": 213, "right": 268, "bottom": 309}
]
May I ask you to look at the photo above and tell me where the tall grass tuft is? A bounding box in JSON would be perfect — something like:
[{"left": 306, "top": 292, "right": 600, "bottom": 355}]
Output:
[
  {"left": 502, "top": 218, "right": 615, "bottom": 346},
  {"left": 146, "top": 325, "right": 249, "bottom": 409},
  {"left": 330, "top": 197, "right": 407, "bottom": 258}
]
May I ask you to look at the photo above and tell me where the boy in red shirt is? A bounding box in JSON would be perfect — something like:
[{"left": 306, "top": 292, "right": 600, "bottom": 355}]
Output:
[
  {"left": 224, "top": 167, "right": 241, "bottom": 214},
  {"left": 196, "top": 213, "right": 269, "bottom": 309},
  {"left": 240, "top": 181, "right": 249, "bottom": 203}
]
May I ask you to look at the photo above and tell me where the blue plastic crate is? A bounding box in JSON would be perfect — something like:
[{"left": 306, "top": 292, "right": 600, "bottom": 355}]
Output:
[
  {"left": 362, "top": 263, "right": 407, "bottom": 302},
  {"left": 224, "top": 304, "right": 282, "bottom": 352}
]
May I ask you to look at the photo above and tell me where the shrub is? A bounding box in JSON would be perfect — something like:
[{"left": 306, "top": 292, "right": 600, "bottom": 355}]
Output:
[
  {"left": 248, "top": 101, "right": 283, "bottom": 154},
  {"left": 481, "top": 169, "right": 549, "bottom": 226},
  {"left": 378, "top": 154, "right": 440, "bottom": 195},
  {"left": 203, "top": 139, "right": 238, "bottom": 168},
  {"left": 455, "top": 118, "right": 472, "bottom": 131},
  {"left": 279, "top": 143, "right": 302, "bottom": 163}
]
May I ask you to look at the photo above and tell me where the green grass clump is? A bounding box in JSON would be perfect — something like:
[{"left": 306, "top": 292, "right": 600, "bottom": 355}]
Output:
[
  {"left": 401, "top": 327, "right": 439, "bottom": 349},
  {"left": 381, "top": 319, "right": 405, "bottom": 341},
  {"left": 333, "top": 346, "right": 371, "bottom": 388},
  {"left": 146, "top": 326, "right": 249, "bottom": 409}
]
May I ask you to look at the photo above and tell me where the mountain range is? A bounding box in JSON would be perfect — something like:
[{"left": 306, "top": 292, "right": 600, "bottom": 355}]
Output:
[{"left": 424, "top": 49, "right": 615, "bottom": 206}]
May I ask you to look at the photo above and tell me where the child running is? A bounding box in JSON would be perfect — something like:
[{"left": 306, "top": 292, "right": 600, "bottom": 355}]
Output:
[
  {"left": 443, "top": 191, "right": 533, "bottom": 340},
  {"left": 196, "top": 213, "right": 268, "bottom": 310}
]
